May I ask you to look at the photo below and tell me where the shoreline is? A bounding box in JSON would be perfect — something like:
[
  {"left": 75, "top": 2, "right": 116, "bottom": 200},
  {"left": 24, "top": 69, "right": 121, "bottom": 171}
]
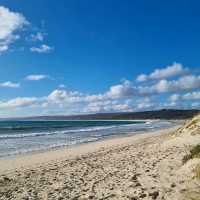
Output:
[
  {"left": 0, "top": 119, "right": 178, "bottom": 160},
  {"left": 0, "top": 126, "right": 179, "bottom": 175},
  {"left": 0, "top": 123, "right": 175, "bottom": 159},
  {"left": 1, "top": 121, "right": 200, "bottom": 200}
]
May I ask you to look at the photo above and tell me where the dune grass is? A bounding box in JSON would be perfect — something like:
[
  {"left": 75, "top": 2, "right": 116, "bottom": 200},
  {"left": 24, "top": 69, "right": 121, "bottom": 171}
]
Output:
[
  {"left": 183, "top": 148, "right": 200, "bottom": 200},
  {"left": 184, "top": 192, "right": 200, "bottom": 200},
  {"left": 195, "top": 163, "right": 200, "bottom": 179},
  {"left": 183, "top": 144, "right": 200, "bottom": 164},
  {"left": 182, "top": 144, "right": 200, "bottom": 180}
]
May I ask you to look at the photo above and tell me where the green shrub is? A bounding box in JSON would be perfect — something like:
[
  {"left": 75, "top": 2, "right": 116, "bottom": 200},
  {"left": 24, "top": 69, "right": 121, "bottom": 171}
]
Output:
[{"left": 191, "top": 145, "right": 200, "bottom": 157}]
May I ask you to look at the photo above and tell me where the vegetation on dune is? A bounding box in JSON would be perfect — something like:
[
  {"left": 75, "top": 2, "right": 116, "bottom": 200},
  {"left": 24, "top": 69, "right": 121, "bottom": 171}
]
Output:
[
  {"left": 181, "top": 114, "right": 200, "bottom": 200},
  {"left": 184, "top": 191, "right": 200, "bottom": 200},
  {"left": 195, "top": 163, "right": 200, "bottom": 179},
  {"left": 182, "top": 144, "right": 200, "bottom": 200},
  {"left": 183, "top": 144, "right": 200, "bottom": 164},
  {"left": 182, "top": 144, "right": 200, "bottom": 182}
]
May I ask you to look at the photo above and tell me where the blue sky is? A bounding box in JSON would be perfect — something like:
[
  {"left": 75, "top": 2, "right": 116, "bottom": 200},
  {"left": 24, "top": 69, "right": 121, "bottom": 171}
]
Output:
[{"left": 0, "top": 0, "right": 200, "bottom": 117}]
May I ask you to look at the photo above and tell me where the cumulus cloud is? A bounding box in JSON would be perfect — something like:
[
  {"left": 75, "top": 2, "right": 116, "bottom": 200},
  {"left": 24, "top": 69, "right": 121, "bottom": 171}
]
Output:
[
  {"left": 47, "top": 89, "right": 84, "bottom": 104},
  {"left": 85, "top": 94, "right": 106, "bottom": 102},
  {"left": 100, "top": 74, "right": 200, "bottom": 99},
  {"left": 0, "top": 6, "right": 28, "bottom": 52},
  {"left": 44, "top": 89, "right": 133, "bottom": 113},
  {"left": 135, "top": 97, "right": 155, "bottom": 111},
  {"left": 139, "top": 75, "right": 200, "bottom": 95},
  {"left": 46, "top": 89, "right": 105, "bottom": 106},
  {"left": 137, "top": 63, "right": 188, "bottom": 82},
  {"left": 191, "top": 102, "right": 200, "bottom": 108},
  {"left": 136, "top": 74, "right": 147, "bottom": 82},
  {"left": 169, "top": 91, "right": 200, "bottom": 102},
  {"left": 0, "top": 81, "right": 20, "bottom": 88},
  {"left": 46, "top": 88, "right": 135, "bottom": 114},
  {"left": 177, "top": 75, "right": 200, "bottom": 90},
  {"left": 169, "top": 94, "right": 180, "bottom": 102},
  {"left": 0, "top": 62, "right": 199, "bottom": 116},
  {"left": 0, "top": 97, "right": 38, "bottom": 109},
  {"left": 162, "top": 101, "right": 185, "bottom": 109},
  {"left": 47, "top": 89, "right": 69, "bottom": 102},
  {"left": 83, "top": 100, "right": 133, "bottom": 113},
  {"left": 25, "top": 74, "right": 49, "bottom": 81},
  {"left": 183, "top": 91, "right": 200, "bottom": 100},
  {"left": 106, "top": 80, "right": 136, "bottom": 99},
  {"left": 0, "top": 6, "right": 52, "bottom": 54},
  {"left": 45, "top": 74, "right": 200, "bottom": 113},
  {"left": 30, "top": 44, "right": 53, "bottom": 53}
]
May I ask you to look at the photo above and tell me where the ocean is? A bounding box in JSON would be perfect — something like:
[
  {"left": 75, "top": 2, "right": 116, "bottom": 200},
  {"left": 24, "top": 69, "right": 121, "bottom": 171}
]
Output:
[{"left": 0, "top": 120, "right": 173, "bottom": 158}]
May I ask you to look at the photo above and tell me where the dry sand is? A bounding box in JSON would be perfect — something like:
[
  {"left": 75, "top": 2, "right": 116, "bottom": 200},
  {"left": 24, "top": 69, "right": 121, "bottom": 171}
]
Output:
[{"left": 0, "top": 125, "right": 200, "bottom": 200}]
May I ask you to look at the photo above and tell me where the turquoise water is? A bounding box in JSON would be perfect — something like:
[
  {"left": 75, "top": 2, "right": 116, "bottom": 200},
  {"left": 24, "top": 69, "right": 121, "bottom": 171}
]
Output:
[{"left": 0, "top": 120, "right": 172, "bottom": 158}]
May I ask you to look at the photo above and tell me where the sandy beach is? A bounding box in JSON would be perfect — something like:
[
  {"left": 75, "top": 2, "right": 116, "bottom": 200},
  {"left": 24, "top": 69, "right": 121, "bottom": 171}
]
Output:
[
  {"left": 0, "top": 123, "right": 200, "bottom": 200},
  {"left": 2, "top": 1, "right": 200, "bottom": 199}
]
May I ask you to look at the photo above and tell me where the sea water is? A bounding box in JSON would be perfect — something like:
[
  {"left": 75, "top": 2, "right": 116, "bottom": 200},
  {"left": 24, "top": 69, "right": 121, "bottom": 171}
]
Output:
[{"left": 0, "top": 120, "right": 173, "bottom": 158}]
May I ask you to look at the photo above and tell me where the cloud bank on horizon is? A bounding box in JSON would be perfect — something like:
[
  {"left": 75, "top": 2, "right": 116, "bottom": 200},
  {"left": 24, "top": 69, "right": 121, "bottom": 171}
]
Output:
[
  {"left": 0, "top": 4, "right": 200, "bottom": 117},
  {"left": 0, "top": 62, "right": 200, "bottom": 117}
]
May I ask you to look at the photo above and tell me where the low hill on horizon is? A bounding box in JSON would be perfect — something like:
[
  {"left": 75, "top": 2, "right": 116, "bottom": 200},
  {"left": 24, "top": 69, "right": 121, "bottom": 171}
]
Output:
[{"left": 2, "top": 109, "right": 199, "bottom": 121}]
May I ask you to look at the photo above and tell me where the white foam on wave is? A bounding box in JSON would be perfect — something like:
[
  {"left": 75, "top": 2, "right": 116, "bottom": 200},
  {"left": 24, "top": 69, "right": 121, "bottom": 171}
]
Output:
[
  {"left": 0, "top": 137, "right": 99, "bottom": 158},
  {"left": 0, "top": 120, "right": 174, "bottom": 158},
  {"left": 0, "top": 125, "right": 118, "bottom": 139},
  {"left": 0, "top": 121, "right": 171, "bottom": 140}
]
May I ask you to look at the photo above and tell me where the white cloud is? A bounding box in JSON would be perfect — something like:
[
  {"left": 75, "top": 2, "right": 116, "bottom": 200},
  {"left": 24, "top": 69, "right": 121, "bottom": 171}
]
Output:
[
  {"left": 102, "top": 74, "right": 200, "bottom": 99},
  {"left": 0, "top": 62, "right": 200, "bottom": 117},
  {"left": 191, "top": 102, "right": 200, "bottom": 108},
  {"left": 46, "top": 74, "right": 200, "bottom": 110},
  {"left": 177, "top": 75, "right": 200, "bottom": 90},
  {"left": 83, "top": 100, "right": 133, "bottom": 113},
  {"left": 0, "top": 6, "right": 28, "bottom": 52},
  {"left": 137, "top": 63, "right": 188, "bottom": 82},
  {"left": 25, "top": 74, "right": 49, "bottom": 81},
  {"left": 30, "top": 44, "right": 53, "bottom": 53},
  {"left": 136, "top": 74, "right": 148, "bottom": 82},
  {"left": 152, "top": 79, "right": 170, "bottom": 93},
  {"left": 47, "top": 89, "right": 84, "bottom": 104},
  {"left": 58, "top": 84, "right": 66, "bottom": 88},
  {"left": 136, "top": 102, "right": 154, "bottom": 110},
  {"left": 0, "top": 6, "right": 52, "bottom": 54},
  {"left": 47, "top": 89, "right": 105, "bottom": 106},
  {"left": 169, "top": 94, "right": 180, "bottom": 102},
  {"left": 136, "top": 97, "right": 155, "bottom": 111},
  {"left": 0, "top": 45, "right": 8, "bottom": 52},
  {"left": 30, "top": 32, "right": 45, "bottom": 41},
  {"left": 85, "top": 94, "right": 106, "bottom": 102},
  {"left": 162, "top": 101, "right": 184, "bottom": 109},
  {"left": 0, "top": 97, "right": 38, "bottom": 109},
  {"left": 169, "top": 91, "right": 200, "bottom": 103},
  {"left": 46, "top": 89, "right": 134, "bottom": 113},
  {"left": 106, "top": 80, "right": 136, "bottom": 99},
  {"left": 183, "top": 91, "right": 200, "bottom": 100},
  {"left": 47, "top": 89, "right": 68, "bottom": 102},
  {"left": 139, "top": 75, "right": 200, "bottom": 95},
  {"left": 0, "top": 81, "right": 20, "bottom": 88}
]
